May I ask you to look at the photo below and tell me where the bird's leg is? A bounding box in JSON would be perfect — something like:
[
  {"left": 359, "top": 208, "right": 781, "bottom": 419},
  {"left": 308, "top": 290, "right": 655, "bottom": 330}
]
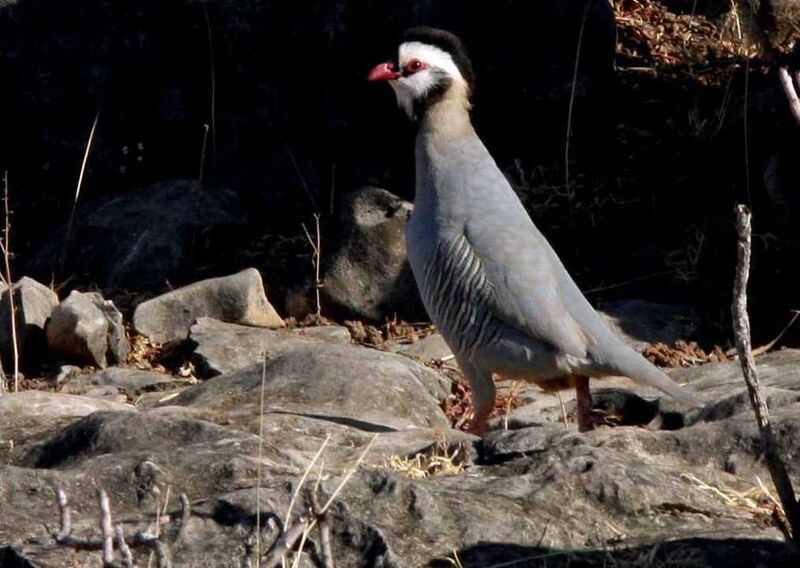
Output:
[
  {"left": 574, "top": 375, "right": 594, "bottom": 433},
  {"left": 460, "top": 360, "right": 496, "bottom": 437}
]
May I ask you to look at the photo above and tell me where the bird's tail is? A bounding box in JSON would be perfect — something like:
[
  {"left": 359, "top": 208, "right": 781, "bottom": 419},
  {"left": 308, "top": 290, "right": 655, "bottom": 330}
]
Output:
[{"left": 608, "top": 345, "right": 705, "bottom": 408}]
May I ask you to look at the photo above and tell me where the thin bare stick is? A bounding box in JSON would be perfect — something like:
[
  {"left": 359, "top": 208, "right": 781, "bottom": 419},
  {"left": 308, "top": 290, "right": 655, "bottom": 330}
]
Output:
[
  {"left": 743, "top": 58, "right": 752, "bottom": 204},
  {"left": 732, "top": 204, "right": 800, "bottom": 547},
  {"left": 56, "top": 488, "right": 72, "bottom": 541},
  {"left": 778, "top": 67, "right": 800, "bottom": 126},
  {"left": 556, "top": 392, "right": 568, "bottom": 428},
  {"left": 319, "top": 434, "right": 377, "bottom": 514},
  {"left": 261, "top": 515, "right": 311, "bottom": 568},
  {"left": 116, "top": 525, "right": 135, "bottom": 568},
  {"left": 283, "top": 140, "right": 318, "bottom": 212},
  {"left": 310, "top": 492, "right": 334, "bottom": 568},
  {"left": 291, "top": 436, "right": 378, "bottom": 567},
  {"left": 198, "top": 123, "right": 210, "bottom": 184},
  {"left": 301, "top": 214, "right": 323, "bottom": 318},
  {"left": 285, "top": 433, "right": 332, "bottom": 527},
  {"left": 256, "top": 351, "right": 268, "bottom": 561},
  {"left": 1, "top": 171, "right": 19, "bottom": 392},
  {"left": 61, "top": 110, "right": 100, "bottom": 272},
  {"left": 565, "top": 1, "right": 591, "bottom": 189},
  {"left": 97, "top": 488, "right": 115, "bottom": 567},
  {"left": 329, "top": 164, "right": 336, "bottom": 216},
  {"left": 202, "top": 0, "right": 217, "bottom": 163}
]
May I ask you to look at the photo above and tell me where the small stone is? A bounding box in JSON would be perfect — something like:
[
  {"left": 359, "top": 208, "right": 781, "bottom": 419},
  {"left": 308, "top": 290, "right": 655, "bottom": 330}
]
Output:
[
  {"left": 0, "top": 276, "right": 59, "bottom": 371},
  {"left": 46, "top": 291, "right": 130, "bottom": 368},
  {"left": 133, "top": 268, "right": 284, "bottom": 343}
]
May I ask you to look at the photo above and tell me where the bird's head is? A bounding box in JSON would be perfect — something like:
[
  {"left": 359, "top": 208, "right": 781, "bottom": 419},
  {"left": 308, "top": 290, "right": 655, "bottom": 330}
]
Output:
[{"left": 368, "top": 27, "right": 475, "bottom": 121}]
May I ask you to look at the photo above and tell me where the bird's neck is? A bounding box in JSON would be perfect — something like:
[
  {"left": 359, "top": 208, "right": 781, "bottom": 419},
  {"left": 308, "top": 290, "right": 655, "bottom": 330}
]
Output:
[{"left": 417, "top": 82, "right": 474, "bottom": 140}]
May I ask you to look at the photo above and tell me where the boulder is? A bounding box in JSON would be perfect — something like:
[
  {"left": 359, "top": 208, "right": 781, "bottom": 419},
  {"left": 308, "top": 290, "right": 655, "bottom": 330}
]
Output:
[
  {"left": 177, "top": 338, "right": 451, "bottom": 432},
  {"left": 0, "top": 277, "right": 59, "bottom": 371},
  {"left": 62, "top": 367, "right": 182, "bottom": 396},
  {"left": 0, "top": 390, "right": 135, "bottom": 461},
  {"left": 133, "top": 268, "right": 283, "bottom": 343},
  {"left": 46, "top": 290, "right": 129, "bottom": 367},
  {"left": 188, "top": 317, "right": 327, "bottom": 377},
  {"left": 26, "top": 180, "right": 246, "bottom": 289},
  {"left": 320, "top": 187, "right": 425, "bottom": 322},
  {"left": 598, "top": 299, "right": 698, "bottom": 351}
]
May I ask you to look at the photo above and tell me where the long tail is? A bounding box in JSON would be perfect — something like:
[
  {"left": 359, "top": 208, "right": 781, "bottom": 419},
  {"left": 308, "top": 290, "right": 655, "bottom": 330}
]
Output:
[{"left": 607, "top": 344, "right": 705, "bottom": 408}]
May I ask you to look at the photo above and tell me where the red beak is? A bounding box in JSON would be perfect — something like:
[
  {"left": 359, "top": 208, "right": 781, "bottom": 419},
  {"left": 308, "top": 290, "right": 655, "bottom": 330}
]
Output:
[{"left": 368, "top": 62, "right": 400, "bottom": 82}]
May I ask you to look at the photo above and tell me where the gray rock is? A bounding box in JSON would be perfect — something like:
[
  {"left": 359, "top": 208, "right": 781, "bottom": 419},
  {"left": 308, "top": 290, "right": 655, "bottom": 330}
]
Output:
[
  {"left": 0, "top": 277, "right": 59, "bottom": 371},
  {"left": 66, "top": 367, "right": 181, "bottom": 395},
  {"left": 134, "top": 268, "right": 284, "bottom": 343},
  {"left": 188, "top": 317, "right": 326, "bottom": 377},
  {"left": 26, "top": 180, "right": 246, "bottom": 289},
  {"left": 46, "top": 290, "right": 129, "bottom": 368},
  {"left": 598, "top": 299, "right": 698, "bottom": 351},
  {"left": 291, "top": 324, "right": 352, "bottom": 343},
  {"left": 320, "top": 187, "right": 425, "bottom": 322},
  {"left": 0, "top": 390, "right": 135, "bottom": 461},
  {"left": 174, "top": 340, "right": 451, "bottom": 432},
  {"left": 390, "top": 332, "right": 454, "bottom": 363}
]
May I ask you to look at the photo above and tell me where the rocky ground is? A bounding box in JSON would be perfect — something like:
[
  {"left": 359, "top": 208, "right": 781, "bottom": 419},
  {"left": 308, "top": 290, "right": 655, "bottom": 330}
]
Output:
[
  {"left": 0, "top": 267, "right": 799, "bottom": 567},
  {"left": 1, "top": 1, "right": 800, "bottom": 566}
]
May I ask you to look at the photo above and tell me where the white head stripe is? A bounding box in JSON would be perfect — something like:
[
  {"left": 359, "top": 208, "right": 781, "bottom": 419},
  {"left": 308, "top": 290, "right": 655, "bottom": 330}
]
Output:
[{"left": 398, "top": 41, "right": 464, "bottom": 81}]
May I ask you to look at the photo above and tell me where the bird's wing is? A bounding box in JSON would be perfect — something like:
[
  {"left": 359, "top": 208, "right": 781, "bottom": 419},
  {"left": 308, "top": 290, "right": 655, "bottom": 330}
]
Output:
[{"left": 463, "top": 224, "right": 591, "bottom": 359}]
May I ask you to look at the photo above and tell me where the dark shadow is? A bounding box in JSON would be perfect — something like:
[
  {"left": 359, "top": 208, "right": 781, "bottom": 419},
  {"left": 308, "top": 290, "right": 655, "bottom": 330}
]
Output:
[
  {"left": 266, "top": 410, "right": 397, "bottom": 433},
  {"left": 428, "top": 538, "right": 796, "bottom": 568},
  {"left": 0, "top": 547, "right": 37, "bottom": 568}
]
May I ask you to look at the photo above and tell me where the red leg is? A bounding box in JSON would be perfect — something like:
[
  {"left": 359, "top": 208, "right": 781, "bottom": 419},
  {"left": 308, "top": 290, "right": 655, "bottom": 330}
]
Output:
[{"left": 575, "top": 375, "right": 594, "bottom": 433}]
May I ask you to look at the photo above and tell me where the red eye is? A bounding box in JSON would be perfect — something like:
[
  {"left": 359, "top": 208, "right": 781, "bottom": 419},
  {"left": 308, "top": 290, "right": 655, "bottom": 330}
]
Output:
[{"left": 404, "top": 59, "right": 426, "bottom": 75}]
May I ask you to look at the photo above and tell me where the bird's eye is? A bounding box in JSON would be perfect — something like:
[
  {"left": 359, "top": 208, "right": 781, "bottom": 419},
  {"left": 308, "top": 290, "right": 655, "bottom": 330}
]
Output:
[{"left": 404, "top": 59, "right": 426, "bottom": 75}]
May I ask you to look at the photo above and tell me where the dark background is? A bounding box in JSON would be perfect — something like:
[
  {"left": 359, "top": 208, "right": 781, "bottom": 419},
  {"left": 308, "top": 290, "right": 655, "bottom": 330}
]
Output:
[{"left": 0, "top": 0, "right": 798, "bottom": 346}]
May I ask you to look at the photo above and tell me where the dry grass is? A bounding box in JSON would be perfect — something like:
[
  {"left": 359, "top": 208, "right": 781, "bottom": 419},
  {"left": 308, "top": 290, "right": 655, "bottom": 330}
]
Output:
[
  {"left": 681, "top": 472, "right": 788, "bottom": 527},
  {"left": 382, "top": 441, "right": 466, "bottom": 480}
]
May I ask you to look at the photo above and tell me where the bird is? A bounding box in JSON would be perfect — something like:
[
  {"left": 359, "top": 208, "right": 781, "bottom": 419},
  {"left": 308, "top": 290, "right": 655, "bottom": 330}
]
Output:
[{"left": 368, "top": 27, "right": 704, "bottom": 435}]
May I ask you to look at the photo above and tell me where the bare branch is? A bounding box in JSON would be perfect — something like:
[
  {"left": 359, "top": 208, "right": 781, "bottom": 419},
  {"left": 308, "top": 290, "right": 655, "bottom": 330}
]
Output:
[
  {"left": 2, "top": 171, "right": 19, "bottom": 392},
  {"left": 732, "top": 204, "right": 800, "bottom": 548},
  {"left": 260, "top": 515, "right": 311, "bottom": 568},
  {"left": 56, "top": 488, "right": 72, "bottom": 541},
  {"left": 311, "top": 492, "right": 334, "bottom": 568},
  {"left": 98, "top": 488, "right": 115, "bottom": 567},
  {"left": 778, "top": 67, "right": 800, "bottom": 126},
  {"left": 115, "top": 525, "right": 135, "bottom": 568}
]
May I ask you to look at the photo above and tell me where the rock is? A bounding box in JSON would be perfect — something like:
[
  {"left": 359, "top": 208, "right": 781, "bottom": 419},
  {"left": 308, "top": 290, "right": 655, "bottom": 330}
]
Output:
[
  {"left": 389, "top": 333, "right": 454, "bottom": 363},
  {"left": 291, "top": 324, "right": 352, "bottom": 343},
  {"left": 63, "top": 367, "right": 182, "bottom": 396},
  {"left": 598, "top": 299, "right": 698, "bottom": 351},
  {"left": 26, "top": 180, "right": 246, "bottom": 289},
  {"left": 4, "top": 348, "right": 800, "bottom": 566},
  {"left": 0, "top": 277, "right": 59, "bottom": 371},
  {"left": 0, "top": 390, "right": 135, "bottom": 461},
  {"left": 188, "top": 317, "right": 327, "bottom": 377},
  {"left": 46, "top": 290, "right": 129, "bottom": 368},
  {"left": 175, "top": 339, "right": 451, "bottom": 432},
  {"left": 133, "top": 268, "right": 283, "bottom": 343},
  {"left": 320, "top": 187, "right": 425, "bottom": 322}
]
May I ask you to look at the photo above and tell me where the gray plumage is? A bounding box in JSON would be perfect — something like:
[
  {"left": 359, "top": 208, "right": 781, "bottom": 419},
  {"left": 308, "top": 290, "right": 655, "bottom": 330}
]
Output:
[{"left": 370, "top": 28, "right": 704, "bottom": 432}]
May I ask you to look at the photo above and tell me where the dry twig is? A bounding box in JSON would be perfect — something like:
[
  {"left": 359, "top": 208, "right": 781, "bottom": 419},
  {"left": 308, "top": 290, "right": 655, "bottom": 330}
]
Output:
[
  {"left": 0, "top": 170, "right": 19, "bottom": 392},
  {"left": 731, "top": 204, "right": 800, "bottom": 547},
  {"left": 778, "top": 67, "right": 800, "bottom": 126}
]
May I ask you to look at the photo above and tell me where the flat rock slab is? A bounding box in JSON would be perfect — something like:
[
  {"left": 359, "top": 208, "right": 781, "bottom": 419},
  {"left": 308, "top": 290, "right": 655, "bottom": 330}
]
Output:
[
  {"left": 172, "top": 340, "right": 451, "bottom": 432},
  {"left": 133, "top": 268, "right": 284, "bottom": 343},
  {"left": 0, "top": 390, "right": 135, "bottom": 460},
  {"left": 62, "top": 367, "right": 183, "bottom": 395}
]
